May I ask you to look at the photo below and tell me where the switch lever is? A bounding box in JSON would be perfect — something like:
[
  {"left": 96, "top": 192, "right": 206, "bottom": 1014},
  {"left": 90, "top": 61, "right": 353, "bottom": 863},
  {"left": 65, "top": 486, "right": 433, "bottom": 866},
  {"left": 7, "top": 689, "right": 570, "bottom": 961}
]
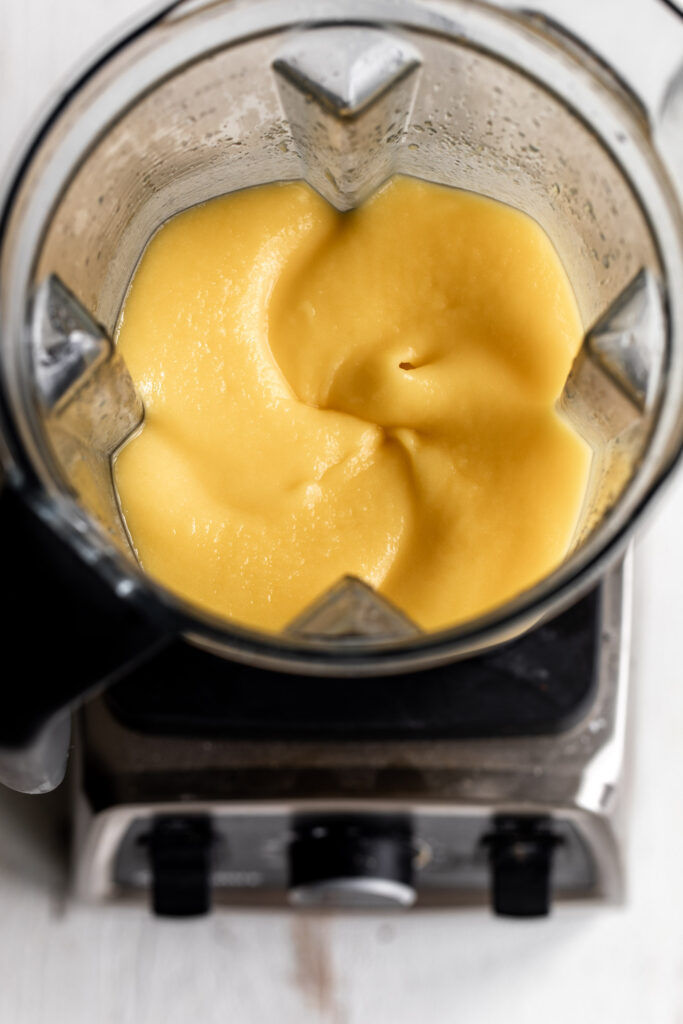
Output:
[
  {"left": 483, "top": 816, "right": 561, "bottom": 918},
  {"left": 148, "top": 815, "right": 213, "bottom": 917}
]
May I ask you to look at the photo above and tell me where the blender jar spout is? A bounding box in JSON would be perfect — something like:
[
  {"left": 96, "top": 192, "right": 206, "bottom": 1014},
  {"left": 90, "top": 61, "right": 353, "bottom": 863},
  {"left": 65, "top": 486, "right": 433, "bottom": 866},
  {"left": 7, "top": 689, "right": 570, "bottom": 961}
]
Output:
[{"left": 273, "top": 27, "right": 422, "bottom": 211}]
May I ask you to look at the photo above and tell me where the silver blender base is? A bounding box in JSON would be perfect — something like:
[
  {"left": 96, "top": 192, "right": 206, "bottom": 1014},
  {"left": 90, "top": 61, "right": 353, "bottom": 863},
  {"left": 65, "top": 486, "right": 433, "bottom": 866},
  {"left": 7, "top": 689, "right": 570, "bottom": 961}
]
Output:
[{"left": 72, "top": 554, "right": 631, "bottom": 915}]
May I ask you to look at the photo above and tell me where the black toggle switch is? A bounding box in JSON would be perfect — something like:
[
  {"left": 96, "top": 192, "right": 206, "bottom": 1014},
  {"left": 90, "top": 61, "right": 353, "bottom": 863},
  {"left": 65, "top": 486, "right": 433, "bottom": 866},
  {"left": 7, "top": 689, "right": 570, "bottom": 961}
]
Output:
[
  {"left": 147, "top": 815, "right": 213, "bottom": 917},
  {"left": 483, "top": 816, "right": 561, "bottom": 918}
]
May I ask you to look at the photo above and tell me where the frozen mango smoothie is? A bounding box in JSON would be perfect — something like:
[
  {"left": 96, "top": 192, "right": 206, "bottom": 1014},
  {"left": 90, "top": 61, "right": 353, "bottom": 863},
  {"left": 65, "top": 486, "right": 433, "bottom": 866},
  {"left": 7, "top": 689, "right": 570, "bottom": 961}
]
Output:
[{"left": 114, "top": 177, "right": 590, "bottom": 632}]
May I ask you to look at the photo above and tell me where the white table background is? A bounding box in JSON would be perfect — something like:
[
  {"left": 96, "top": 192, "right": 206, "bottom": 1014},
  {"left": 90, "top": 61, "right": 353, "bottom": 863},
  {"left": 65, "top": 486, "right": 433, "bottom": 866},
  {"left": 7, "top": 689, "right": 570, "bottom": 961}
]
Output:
[{"left": 1, "top": 1, "right": 682, "bottom": 1021}]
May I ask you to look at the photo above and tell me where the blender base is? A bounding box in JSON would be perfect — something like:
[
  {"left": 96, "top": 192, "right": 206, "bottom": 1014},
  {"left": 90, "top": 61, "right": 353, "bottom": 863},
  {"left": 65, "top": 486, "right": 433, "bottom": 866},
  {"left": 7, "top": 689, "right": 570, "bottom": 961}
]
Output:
[
  {"left": 72, "top": 555, "right": 631, "bottom": 917},
  {"left": 103, "top": 589, "right": 600, "bottom": 742}
]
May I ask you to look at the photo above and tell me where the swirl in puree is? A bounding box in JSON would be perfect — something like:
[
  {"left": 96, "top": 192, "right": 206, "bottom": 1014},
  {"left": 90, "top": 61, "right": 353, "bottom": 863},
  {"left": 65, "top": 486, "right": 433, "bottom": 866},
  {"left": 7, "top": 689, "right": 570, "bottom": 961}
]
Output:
[{"left": 114, "top": 177, "right": 590, "bottom": 631}]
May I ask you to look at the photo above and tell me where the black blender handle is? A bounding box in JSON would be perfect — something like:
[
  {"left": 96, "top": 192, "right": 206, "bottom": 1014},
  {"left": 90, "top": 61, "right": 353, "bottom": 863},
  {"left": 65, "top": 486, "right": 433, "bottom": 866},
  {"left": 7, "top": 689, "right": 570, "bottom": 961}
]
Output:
[{"left": 0, "top": 483, "right": 170, "bottom": 750}]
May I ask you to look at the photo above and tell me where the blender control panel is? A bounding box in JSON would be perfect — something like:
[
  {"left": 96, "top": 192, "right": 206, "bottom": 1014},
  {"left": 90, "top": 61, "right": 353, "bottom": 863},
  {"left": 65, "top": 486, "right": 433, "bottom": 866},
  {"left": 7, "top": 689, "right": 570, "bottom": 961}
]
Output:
[{"left": 110, "top": 810, "right": 595, "bottom": 918}]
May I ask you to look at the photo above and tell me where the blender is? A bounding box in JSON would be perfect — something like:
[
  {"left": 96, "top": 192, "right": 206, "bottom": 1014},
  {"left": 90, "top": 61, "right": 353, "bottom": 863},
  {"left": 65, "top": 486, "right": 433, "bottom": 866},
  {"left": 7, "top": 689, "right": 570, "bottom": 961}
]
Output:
[{"left": 0, "top": 0, "right": 682, "bottom": 915}]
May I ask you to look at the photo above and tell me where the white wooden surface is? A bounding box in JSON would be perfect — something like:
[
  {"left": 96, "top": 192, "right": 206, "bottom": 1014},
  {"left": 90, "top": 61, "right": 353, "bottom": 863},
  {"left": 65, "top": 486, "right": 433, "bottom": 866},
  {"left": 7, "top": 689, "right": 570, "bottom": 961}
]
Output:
[{"left": 1, "top": 2, "right": 682, "bottom": 1021}]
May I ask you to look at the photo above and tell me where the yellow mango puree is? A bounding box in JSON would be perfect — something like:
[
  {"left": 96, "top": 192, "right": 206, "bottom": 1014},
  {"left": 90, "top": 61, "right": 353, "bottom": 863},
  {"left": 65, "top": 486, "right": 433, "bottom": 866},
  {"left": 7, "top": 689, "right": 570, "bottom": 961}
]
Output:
[{"left": 114, "top": 177, "right": 590, "bottom": 632}]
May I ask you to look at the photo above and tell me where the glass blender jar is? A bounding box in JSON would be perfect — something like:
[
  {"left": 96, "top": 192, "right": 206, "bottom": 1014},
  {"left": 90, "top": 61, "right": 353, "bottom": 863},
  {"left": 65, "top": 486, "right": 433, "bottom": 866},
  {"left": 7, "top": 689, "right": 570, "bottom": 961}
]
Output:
[{"left": 1, "top": 0, "right": 682, "bottom": 791}]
